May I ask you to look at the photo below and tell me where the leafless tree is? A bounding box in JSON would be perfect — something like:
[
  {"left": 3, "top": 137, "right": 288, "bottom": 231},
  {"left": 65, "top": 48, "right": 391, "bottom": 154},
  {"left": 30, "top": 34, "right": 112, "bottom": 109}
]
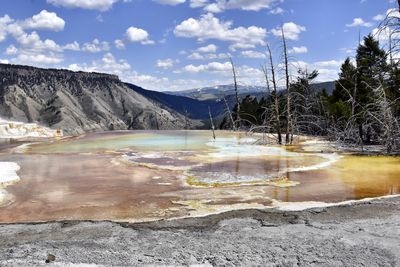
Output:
[
  {"left": 230, "top": 57, "right": 241, "bottom": 130},
  {"left": 223, "top": 96, "right": 236, "bottom": 131},
  {"left": 208, "top": 106, "right": 216, "bottom": 140},
  {"left": 281, "top": 28, "right": 293, "bottom": 145},
  {"left": 265, "top": 44, "right": 282, "bottom": 144}
]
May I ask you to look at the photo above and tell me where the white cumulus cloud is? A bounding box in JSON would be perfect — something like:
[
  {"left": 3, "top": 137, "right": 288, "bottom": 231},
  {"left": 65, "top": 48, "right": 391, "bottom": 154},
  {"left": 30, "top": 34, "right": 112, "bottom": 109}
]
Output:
[
  {"left": 114, "top": 39, "right": 125, "bottom": 49},
  {"left": 22, "top": 10, "right": 65, "bottom": 32},
  {"left": 126, "top": 27, "right": 154, "bottom": 45},
  {"left": 241, "top": 50, "right": 266, "bottom": 58},
  {"left": 197, "top": 44, "right": 218, "bottom": 53},
  {"left": 174, "top": 13, "right": 267, "bottom": 51},
  {"left": 289, "top": 46, "right": 308, "bottom": 54},
  {"left": 346, "top": 18, "right": 372, "bottom": 27},
  {"left": 271, "top": 22, "right": 306, "bottom": 40},
  {"left": 156, "top": 58, "right": 175, "bottom": 69},
  {"left": 82, "top": 39, "right": 110, "bottom": 53},
  {"left": 152, "top": 0, "right": 186, "bottom": 5},
  {"left": 194, "top": 0, "right": 282, "bottom": 13},
  {"left": 46, "top": 0, "right": 123, "bottom": 11}
]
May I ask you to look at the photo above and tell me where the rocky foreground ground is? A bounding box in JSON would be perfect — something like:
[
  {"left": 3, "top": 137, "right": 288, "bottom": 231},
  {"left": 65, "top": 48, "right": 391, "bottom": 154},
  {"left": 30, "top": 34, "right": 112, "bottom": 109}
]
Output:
[{"left": 0, "top": 197, "right": 399, "bottom": 266}]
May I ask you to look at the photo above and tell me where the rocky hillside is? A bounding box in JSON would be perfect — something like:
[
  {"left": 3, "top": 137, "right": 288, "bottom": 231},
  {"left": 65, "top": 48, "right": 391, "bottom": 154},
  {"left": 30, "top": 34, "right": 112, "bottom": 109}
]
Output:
[
  {"left": 0, "top": 64, "right": 194, "bottom": 135},
  {"left": 126, "top": 83, "right": 225, "bottom": 120}
]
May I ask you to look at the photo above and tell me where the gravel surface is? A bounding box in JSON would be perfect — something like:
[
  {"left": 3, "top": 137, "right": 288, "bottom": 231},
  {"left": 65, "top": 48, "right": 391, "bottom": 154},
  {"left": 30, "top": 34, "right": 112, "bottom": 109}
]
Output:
[{"left": 0, "top": 197, "right": 399, "bottom": 266}]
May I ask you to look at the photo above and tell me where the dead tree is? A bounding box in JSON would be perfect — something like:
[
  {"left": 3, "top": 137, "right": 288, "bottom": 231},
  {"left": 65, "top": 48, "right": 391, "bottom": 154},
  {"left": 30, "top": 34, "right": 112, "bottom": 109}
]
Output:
[
  {"left": 230, "top": 57, "right": 241, "bottom": 130},
  {"left": 223, "top": 96, "right": 236, "bottom": 131},
  {"left": 208, "top": 106, "right": 216, "bottom": 140},
  {"left": 281, "top": 28, "right": 292, "bottom": 145},
  {"left": 365, "top": 81, "right": 400, "bottom": 153},
  {"left": 266, "top": 45, "right": 282, "bottom": 144},
  {"left": 261, "top": 64, "right": 272, "bottom": 132}
]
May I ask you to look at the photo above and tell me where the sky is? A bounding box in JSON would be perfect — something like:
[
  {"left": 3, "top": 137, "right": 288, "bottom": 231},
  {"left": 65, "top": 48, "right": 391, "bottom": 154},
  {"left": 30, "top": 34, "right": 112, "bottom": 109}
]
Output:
[{"left": 0, "top": 0, "right": 397, "bottom": 91}]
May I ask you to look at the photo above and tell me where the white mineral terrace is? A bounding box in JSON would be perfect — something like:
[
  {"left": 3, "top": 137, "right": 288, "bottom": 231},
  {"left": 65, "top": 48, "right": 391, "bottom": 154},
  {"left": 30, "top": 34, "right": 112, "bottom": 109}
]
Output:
[
  {"left": 0, "top": 118, "right": 62, "bottom": 139},
  {"left": 0, "top": 162, "right": 20, "bottom": 186}
]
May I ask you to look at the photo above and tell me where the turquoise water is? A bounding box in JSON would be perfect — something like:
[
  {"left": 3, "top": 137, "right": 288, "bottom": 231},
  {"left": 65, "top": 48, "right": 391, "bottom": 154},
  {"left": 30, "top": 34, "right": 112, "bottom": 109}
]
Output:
[{"left": 28, "top": 130, "right": 218, "bottom": 154}]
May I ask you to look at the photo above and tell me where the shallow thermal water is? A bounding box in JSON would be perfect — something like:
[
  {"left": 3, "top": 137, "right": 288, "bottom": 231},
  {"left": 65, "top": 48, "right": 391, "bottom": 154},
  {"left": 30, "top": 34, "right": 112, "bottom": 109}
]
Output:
[{"left": 0, "top": 130, "right": 400, "bottom": 223}]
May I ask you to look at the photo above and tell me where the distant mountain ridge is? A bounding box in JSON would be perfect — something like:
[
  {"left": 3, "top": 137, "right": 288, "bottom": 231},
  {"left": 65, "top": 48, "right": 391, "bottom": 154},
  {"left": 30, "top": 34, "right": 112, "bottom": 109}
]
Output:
[
  {"left": 125, "top": 83, "right": 224, "bottom": 120},
  {"left": 164, "top": 84, "right": 266, "bottom": 101},
  {"left": 0, "top": 63, "right": 193, "bottom": 135},
  {"left": 164, "top": 82, "right": 336, "bottom": 101}
]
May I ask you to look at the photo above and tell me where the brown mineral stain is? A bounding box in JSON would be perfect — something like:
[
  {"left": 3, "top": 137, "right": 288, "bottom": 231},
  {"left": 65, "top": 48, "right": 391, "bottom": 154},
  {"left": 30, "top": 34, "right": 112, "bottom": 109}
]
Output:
[{"left": 0, "top": 131, "right": 400, "bottom": 223}]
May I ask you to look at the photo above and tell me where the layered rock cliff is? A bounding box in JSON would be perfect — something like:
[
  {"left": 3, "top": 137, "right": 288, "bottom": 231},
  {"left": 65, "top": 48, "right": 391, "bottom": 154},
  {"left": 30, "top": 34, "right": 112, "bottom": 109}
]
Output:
[{"left": 0, "top": 64, "right": 193, "bottom": 135}]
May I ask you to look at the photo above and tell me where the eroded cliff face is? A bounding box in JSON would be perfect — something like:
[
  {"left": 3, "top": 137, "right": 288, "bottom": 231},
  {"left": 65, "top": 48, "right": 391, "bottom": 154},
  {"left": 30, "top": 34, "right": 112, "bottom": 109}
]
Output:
[{"left": 0, "top": 64, "right": 193, "bottom": 135}]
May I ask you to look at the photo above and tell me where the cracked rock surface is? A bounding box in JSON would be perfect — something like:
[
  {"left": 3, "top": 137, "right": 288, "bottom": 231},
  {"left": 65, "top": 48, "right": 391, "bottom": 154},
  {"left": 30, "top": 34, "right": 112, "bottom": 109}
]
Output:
[{"left": 0, "top": 197, "right": 399, "bottom": 266}]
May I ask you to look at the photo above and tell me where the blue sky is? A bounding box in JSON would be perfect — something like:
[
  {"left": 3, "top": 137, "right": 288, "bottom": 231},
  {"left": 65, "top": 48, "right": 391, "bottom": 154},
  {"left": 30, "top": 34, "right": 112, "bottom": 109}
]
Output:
[{"left": 0, "top": 0, "right": 396, "bottom": 91}]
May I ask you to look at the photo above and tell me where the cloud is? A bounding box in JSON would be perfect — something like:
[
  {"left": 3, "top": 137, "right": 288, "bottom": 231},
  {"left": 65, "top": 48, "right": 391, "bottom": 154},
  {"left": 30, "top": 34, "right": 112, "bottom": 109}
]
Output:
[
  {"left": 156, "top": 58, "right": 175, "bottom": 69},
  {"left": 180, "top": 61, "right": 262, "bottom": 76},
  {"left": 68, "top": 53, "right": 174, "bottom": 90},
  {"left": 0, "top": 10, "right": 65, "bottom": 42},
  {"left": 314, "top": 60, "right": 342, "bottom": 68},
  {"left": 0, "top": 15, "right": 13, "bottom": 42},
  {"left": 17, "top": 53, "right": 63, "bottom": 65},
  {"left": 187, "top": 52, "right": 204, "bottom": 60},
  {"left": 193, "top": 0, "right": 282, "bottom": 13},
  {"left": 5, "top": 45, "right": 18, "bottom": 55},
  {"left": 114, "top": 39, "right": 125, "bottom": 49},
  {"left": 82, "top": 39, "right": 110, "bottom": 52},
  {"left": 68, "top": 53, "right": 262, "bottom": 91},
  {"left": 174, "top": 13, "right": 267, "bottom": 50},
  {"left": 181, "top": 61, "right": 231, "bottom": 73},
  {"left": 241, "top": 50, "right": 266, "bottom": 58},
  {"left": 7, "top": 30, "right": 64, "bottom": 65},
  {"left": 189, "top": 0, "right": 209, "bottom": 8},
  {"left": 69, "top": 53, "right": 131, "bottom": 75},
  {"left": 63, "top": 41, "right": 80, "bottom": 51},
  {"left": 126, "top": 27, "right": 154, "bottom": 45},
  {"left": 46, "top": 0, "right": 124, "bottom": 11},
  {"left": 373, "top": 13, "right": 385, "bottom": 21},
  {"left": 152, "top": 0, "right": 186, "bottom": 5},
  {"left": 289, "top": 46, "right": 308, "bottom": 54},
  {"left": 346, "top": 18, "right": 372, "bottom": 27},
  {"left": 288, "top": 60, "right": 342, "bottom": 83},
  {"left": 22, "top": 10, "right": 65, "bottom": 32},
  {"left": 269, "top": 7, "right": 284, "bottom": 14},
  {"left": 197, "top": 44, "right": 218, "bottom": 53},
  {"left": 96, "top": 14, "right": 104, "bottom": 22},
  {"left": 387, "top": 8, "right": 400, "bottom": 19},
  {"left": 187, "top": 52, "right": 229, "bottom": 60},
  {"left": 0, "top": 15, "right": 66, "bottom": 65},
  {"left": 178, "top": 61, "right": 265, "bottom": 86},
  {"left": 271, "top": 22, "right": 306, "bottom": 40},
  {"left": 8, "top": 25, "right": 62, "bottom": 50},
  {"left": 372, "top": 26, "right": 400, "bottom": 45},
  {"left": 0, "top": 13, "right": 83, "bottom": 66}
]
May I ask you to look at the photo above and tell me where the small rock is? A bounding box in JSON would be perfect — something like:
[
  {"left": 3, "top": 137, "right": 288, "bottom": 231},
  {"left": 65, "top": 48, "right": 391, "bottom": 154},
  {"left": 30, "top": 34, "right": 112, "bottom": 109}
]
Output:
[{"left": 45, "top": 254, "right": 56, "bottom": 263}]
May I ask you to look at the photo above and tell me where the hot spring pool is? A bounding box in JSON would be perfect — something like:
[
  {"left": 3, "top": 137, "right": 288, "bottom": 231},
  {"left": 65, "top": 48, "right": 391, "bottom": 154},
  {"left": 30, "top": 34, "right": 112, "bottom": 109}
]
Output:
[{"left": 0, "top": 130, "right": 399, "bottom": 223}]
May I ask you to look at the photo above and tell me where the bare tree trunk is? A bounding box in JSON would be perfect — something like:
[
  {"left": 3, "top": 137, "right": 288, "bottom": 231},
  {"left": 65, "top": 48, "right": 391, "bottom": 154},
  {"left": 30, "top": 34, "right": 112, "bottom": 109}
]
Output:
[
  {"left": 208, "top": 106, "right": 216, "bottom": 140},
  {"left": 351, "top": 75, "right": 357, "bottom": 117},
  {"left": 267, "top": 45, "right": 282, "bottom": 144},
  {"left": 282, "top": 28, "right": 292, "bottom": 145},
  {"left": 230, "top": 57, "right": 240, "bottom": 130},
  {"left": 223, "top": 96, "right": 236, "bottom": 131},
  {"left": 389, "top": 33, "right": 394, "bottom": 67},
  {"left": 184, "top": 109, "right": 188, "bottom": 130},
  {"left": 262, "top": 65, "right": 271, "bottom": 98}
]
